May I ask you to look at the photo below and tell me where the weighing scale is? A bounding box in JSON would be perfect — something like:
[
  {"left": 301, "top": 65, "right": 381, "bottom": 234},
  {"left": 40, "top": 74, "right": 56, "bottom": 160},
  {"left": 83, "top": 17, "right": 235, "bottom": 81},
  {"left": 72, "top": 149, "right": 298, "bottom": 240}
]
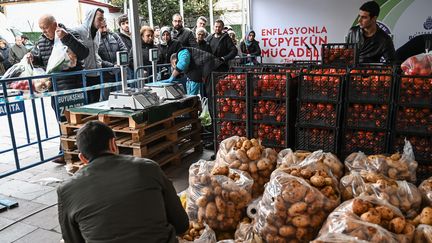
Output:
[
  {"left": 108, "top": 51, "right": 160, "bottom": 110},
  {"left": 145, "top": 82, "right": 185, "bottom": 100}
]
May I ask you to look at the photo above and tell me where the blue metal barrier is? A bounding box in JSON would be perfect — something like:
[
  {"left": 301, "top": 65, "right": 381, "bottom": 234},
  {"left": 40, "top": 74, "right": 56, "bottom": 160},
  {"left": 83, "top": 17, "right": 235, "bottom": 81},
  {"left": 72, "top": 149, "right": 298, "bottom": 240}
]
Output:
[
  {"left": 0, "top": 67, "right": 145, "bottom": 178},
  {"left": 134, "top": 63, "right": 172, "bottom": 83}
]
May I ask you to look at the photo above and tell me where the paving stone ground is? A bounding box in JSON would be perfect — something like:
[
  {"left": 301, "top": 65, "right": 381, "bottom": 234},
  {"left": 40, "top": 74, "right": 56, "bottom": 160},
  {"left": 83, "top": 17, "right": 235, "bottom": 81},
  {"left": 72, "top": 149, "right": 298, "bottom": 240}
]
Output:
[{"left": 0, "top": 98, "right": 212, "bottom": 242}]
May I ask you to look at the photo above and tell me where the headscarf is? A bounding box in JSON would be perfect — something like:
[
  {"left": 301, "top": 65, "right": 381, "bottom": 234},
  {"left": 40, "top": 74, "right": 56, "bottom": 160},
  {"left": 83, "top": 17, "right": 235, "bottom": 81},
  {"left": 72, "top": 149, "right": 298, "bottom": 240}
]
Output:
[
  {"left": 160, "top": 26, "right": 171, "bottom": 46},
  {"left": 245, "top": 30, "right": 256, "bottom": 47}
]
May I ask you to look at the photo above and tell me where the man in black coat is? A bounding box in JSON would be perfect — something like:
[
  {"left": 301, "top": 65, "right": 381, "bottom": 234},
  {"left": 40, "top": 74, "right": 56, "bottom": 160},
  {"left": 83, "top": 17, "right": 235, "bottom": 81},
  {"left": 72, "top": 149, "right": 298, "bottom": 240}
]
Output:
[
  {"left": 57, "top": 121, "right": 189, "bottom": 243},
  {"left": 206, "top": 19, "right": 238, "bottom": 71},
  {"left": 158, "top": 26, "right": 182, "bottom": 64},
  {"left": 171, "top": 13, "right": 197, "bottom": 48},
  {"left": 346, "top": 1, "right": 395, "bottom": 63},
  {"left": 117, "top": 14, "right": 132, "bottom": 52},
  {"left": 98, "top": 22, "right": 127, "bottom": 99},
  {"left": 29, "top": 14, "right": 89, "bottom": 163}
]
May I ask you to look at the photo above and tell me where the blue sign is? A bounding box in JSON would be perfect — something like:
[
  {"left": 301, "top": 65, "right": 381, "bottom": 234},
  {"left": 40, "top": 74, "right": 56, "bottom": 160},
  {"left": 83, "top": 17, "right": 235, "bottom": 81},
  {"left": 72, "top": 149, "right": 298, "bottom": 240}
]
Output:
[
  {"left": 0, "top": 101, "right": 25, "bottom": 116},
  {"left": 56, "top": 92, "right": 86, "bottom": 116}
]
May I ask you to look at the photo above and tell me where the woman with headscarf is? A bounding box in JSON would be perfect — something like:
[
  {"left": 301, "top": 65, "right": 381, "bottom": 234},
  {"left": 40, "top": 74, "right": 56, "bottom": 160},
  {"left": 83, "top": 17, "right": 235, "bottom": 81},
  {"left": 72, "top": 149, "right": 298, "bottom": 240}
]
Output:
[
  {"left": 240, "top": 30, "right": 261, "bottom": 64},
  {"left": 157, "top": 26, "right": 182, "bottom": 64}
]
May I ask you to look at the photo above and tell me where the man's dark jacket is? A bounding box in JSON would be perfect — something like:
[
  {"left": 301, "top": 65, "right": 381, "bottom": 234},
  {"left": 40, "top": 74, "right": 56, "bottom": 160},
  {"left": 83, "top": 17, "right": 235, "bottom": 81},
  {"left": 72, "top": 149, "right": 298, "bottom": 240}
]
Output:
[
  {"left": 346, "top": 25, "right": 395, "bottom": 63},
  {"left": 31, "top": 23, "right": 89, "bottom": 91},
  {"left": 206, "top": 32, "right": 238, "bottom": 63},
  {"left": 176, "top": 47, "right": 223, "bottom": 83},
  {"left": 157, "top": 39, "right": 182, "bottom": 64},
  {"left": 57, "top": 154, "right": 189, "bottom": 243},
  {"left": 0, "top": 46, "right": 12, "bottom": 70},
  {"left": 197, "top": 40, "right": 212, "bottom": 53},
  {"left": 99, "top": 31, "right": 127, "bottom": 67},
  {"left": 172, "top": 27, "right": 197, "bottom": 48},
  {"left": 117, "top": 30, "right": 132, "bottom": 52}
]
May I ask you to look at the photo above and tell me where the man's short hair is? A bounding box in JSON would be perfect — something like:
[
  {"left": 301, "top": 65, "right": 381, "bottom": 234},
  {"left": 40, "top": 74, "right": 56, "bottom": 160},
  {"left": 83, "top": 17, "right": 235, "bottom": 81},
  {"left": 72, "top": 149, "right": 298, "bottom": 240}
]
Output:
[
  {"left": 197, "top": 16, "right": 207, "bottom": 23},
  {"left": 172, "top": 13, "right": 182, "bottom": 21},
  {"left": 118, "top": 14, "right": 128, "bottom": 25},
  {"left": 21, "top": 35, "right": 29, "bottom": 40},
  {"left": 215, "top": 19, "right": 224, "bottom": 27},
  {"left": 140, "top": 26, "right": 154, "bottom": 36},
  {"left": 76, "top": 121, "right": 115, "bottom": 161},
  {"left": 360, "top": 1, "right": 380, "bottom": 18}
]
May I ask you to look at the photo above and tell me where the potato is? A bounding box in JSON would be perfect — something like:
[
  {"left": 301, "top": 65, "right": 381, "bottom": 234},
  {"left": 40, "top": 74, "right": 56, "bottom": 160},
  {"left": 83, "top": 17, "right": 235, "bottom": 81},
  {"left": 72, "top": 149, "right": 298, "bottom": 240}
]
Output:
[
  {"left": 292, "top": 215, "right": 310, "bottom": 227},
  {"left": 211, "top": 165, "right": 229, "bottom": 176},
  {"left": 361, "top": 208, "right": 381, "bottom": 225},
  {"left": 389, "top": 217, "right": 406, "bottom": 234},
  {"left": 375, "top": 205, "right": 394, "bottom": 220},
  {"left": 236, "top": 149, "right": 249, "bottom": 163},
  {"left": 196, "top": 196, "right": 208, "bottom": 208},
  {"left": 352, "top": 198, "right": 372, "bottom": 215},
  {"left": 420, "top": 207, "right": 432, "bottom": 225},
  {"left": 247, "top": 146, "right": 262, "bottom": 161},
  {"left": 279, "top": 225, "right": 296, "bottom": 237},
  {"left": 288, "top": 202, "right": 308, "bottom": 216}
]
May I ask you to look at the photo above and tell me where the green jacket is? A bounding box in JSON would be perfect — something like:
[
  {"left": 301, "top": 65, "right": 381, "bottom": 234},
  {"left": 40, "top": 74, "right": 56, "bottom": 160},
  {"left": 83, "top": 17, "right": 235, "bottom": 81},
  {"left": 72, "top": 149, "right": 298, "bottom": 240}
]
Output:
[
  {"left": 57, "top": 154, "right": 189, "bottom": 243},
  {"left": 8, "top": 44, "right": 28, "bottom": 65}
]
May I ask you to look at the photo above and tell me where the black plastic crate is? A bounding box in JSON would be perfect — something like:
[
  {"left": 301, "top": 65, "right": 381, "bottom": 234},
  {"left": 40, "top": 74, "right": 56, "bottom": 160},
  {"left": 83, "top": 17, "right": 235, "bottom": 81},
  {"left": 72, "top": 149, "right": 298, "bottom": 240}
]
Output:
[
  {"left": 394, "top": 106, "right": 432, "bottom": 134},
  {"left": 345, "top": 103, "right": 391, "bottom": 129},
  {"left": 391, "top": 132, "right": 432, "bottom": 163},
  {"left": 214, "top": 73, "right": 247, "bottom": 97},
  {"left": 341, "top": 128, "right": 388, "bottom": 156},
  {"left": 215, "top": 98, "right": 247, "bottom": 120},
  {"left": 216, "top": 121, "right": 247, "bottom": 143},
  {"left": 299, "top": 73, "right": 344, "bottom": 102},
  {"left": 252, "top": 100, "right": 287, "bottom": 123},
  {"left": 347, "top": 68, "right": 394, "bottom": 103},
  {"left": 253, "top": 123, "right": 287, "bottom": 147},
  {"left": 250, "top": 73, "right": 288, "bottom": 98},
  {"left": 297, "top": 101, "right": 340, "bottom": 127},
  {"left": 295, "top": 125, "right": 338, "bottom": 153},
  {"left": 397, "top": 75, "right": 432, "bottom": 106},
  {"left": 322, "top": 43, "right": 357, "bottom": 66}
]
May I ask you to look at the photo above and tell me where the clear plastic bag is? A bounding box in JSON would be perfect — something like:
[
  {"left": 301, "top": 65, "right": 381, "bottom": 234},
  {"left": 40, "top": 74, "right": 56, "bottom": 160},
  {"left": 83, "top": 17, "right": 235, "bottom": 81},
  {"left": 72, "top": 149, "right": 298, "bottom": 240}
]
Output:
[
  {"left": 46, "top": 36, "right": 71, "bottom": 74},
  {"left": 199, "top": 97, "right": 212, "bottom": 127},
  {"left": 414, "top": 224, "right": 432, "bottom": 243},
  {"left": 179, "top": 222, "right": 217, "bottom": 243},
  {"left": 317, "top": 195, "right": 415, "bottom": 243},
  {"left": 401, "top": 51, "right": 432, "bottom": 76},
  {"left": 344, "top": 140, "right": 417, "bottom": 183},
  {"left": 32, "top": 68, "right": 51, "bottom": 93},
  {"left": 312, "top": 232, "right": 371, "bottom": 243},
  {"left": 340, "top": 171, "right": 422, "bottom": 218},
  {"left": 419, "top": 176, "right": 432, "bottom": 207},
  {"left": 234, "top": 221, "right": 263, "bottom": 243},
  {"left": 186, "top": 160, "right": 253, "bottom": 231},
  {"left": 1, "top": 56, "right": 32, "bottom": 79},
  {"left": 278, "top": 149, "right": 344, "bottom": 179},
  {"left": 254, "top": 170, "right": 340, "bottom": 242},
  {"left": 215, "top": 136, "right": 278, "bottom": 198}
]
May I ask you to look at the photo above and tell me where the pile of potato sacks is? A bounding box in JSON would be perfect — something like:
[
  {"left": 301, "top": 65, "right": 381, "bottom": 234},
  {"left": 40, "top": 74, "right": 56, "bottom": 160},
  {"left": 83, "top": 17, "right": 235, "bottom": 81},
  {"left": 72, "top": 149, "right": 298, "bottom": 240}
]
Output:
[{"left": 178, "top": 136, "right": 432, "bottom": 243}]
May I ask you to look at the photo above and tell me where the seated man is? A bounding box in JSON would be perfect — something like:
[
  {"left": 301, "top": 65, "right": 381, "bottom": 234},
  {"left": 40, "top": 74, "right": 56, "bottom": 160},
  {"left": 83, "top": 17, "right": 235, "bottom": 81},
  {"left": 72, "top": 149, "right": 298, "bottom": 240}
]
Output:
[
  {"left": 346, "top": 1, "right": 395, "bottom": 63},
  {"left": 57, "top": 121, "right": 189, "bottom": 243}
]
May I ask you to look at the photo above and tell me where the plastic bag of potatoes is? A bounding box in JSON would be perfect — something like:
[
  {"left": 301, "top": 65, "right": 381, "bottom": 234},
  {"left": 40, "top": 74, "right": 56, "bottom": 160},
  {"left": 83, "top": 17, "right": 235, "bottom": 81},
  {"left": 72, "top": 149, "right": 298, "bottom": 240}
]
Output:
[
  {"left": 317, "top": 195, "right": 415, "bottom": 243},
  {"left": 340, "top": 170, "right": 422, "bottom": 218},
  {"left": 179, "top": 222, "right": 217, "bottom": 243},
  {"left": 186, "top": 160, "right": 253, "bottom": 231},
  {"left": 419, "top": 176, "right": 432, "bottom": 207},
  {"left": 277, "top": 149, "right": 344, "bottom": 179},
  {"left": 312, "top": 232, "right": 372, "bottom": 243},
  {"left": 344, "top": 140, "right": 418, "bottom": 183},
  {"left": 414, "top": 224, "right": 432, "bottom": 243},
  {"left": 254, "top": 170, "right": 340, "bottom": 243},
  {"left": 215, "top": 136, "right": 278, "bottom": 198}
]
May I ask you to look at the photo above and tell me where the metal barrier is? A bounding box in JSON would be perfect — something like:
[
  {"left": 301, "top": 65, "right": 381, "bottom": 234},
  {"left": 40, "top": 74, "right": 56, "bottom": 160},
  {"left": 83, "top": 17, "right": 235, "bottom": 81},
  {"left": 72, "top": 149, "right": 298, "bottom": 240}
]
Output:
[
  {"left": 0, "top": 67, "right": 145, "bottom": 178},
  {"left": 134, "top": 63, "right": 172, "bottom": 84}
]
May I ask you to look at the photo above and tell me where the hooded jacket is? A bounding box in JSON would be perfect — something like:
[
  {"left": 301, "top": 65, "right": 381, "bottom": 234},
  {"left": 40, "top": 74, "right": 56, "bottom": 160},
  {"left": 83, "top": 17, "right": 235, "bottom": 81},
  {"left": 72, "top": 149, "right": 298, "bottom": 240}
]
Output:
[
  {"left": 31, "top": 23, "right": 89, "bottom": 91},
  {"left": 240, "top": 31, "right": 261, "bottom": 57},
  {"left": 346, "top": 25, "right": 395, "bottom": 63},
  {"left": 72, "top": 8, "right": 103, "bottom": 72}
]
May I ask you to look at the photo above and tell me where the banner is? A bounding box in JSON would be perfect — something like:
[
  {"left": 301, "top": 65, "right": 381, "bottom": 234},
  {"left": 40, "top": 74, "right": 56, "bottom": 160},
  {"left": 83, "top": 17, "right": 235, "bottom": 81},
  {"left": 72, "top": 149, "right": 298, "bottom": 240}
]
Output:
[{"left": 251, "top": 0, "right": 432, "bottom": 63}]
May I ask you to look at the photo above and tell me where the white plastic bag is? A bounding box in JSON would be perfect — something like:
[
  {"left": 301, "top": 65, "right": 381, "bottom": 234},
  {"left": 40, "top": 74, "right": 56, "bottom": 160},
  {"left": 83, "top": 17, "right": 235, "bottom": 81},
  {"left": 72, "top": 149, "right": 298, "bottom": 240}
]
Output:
[
  {"left": 199, "top": 97, "right": 212, "bottom": 127},
  {"left": 46, "top": 36, "right": 70, "bottom": 74}
]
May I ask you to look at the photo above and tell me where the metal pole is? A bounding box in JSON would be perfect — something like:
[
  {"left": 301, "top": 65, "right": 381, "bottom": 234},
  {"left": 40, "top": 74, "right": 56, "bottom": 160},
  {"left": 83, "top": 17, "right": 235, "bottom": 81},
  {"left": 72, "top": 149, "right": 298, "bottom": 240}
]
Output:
[
  {"left": 241, "top": 0, "right": 246, "bottom": 40},
  {"left": 180, "top": 0, "right": 184, "bottom": 18},
  {"left": 129, "top": 0, "right": 143, "bottom": 75},
  {"left": 148, "top": 0, "right": 154, "bottom": 28},
  {"left": 123, "top": 0, "right": 128, "bottom": 14},
  {"left": 121, "top": 66, "right": 128, "bottom": 93},
  {"left": 246, "top": 0, "right": 251, "bottom": 30},
  {"left": 209, "top": 0, "right": 214, "bottom": 33}
]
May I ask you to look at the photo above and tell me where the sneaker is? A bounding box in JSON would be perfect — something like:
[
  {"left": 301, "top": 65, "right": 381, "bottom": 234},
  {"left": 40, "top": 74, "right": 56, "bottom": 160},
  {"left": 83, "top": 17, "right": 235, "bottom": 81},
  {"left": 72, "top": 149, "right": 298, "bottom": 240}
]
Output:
[{"left": 52, "top": 156, "right": 66, "bottom": 164}]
